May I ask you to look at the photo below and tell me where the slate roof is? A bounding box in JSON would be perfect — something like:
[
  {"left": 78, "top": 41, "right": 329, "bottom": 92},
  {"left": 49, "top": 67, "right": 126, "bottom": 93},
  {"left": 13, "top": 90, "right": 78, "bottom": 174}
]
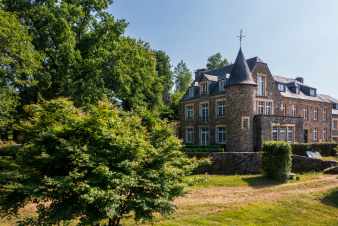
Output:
[{"left": 228, "top": 48, "right": 257, "bottom": 86}]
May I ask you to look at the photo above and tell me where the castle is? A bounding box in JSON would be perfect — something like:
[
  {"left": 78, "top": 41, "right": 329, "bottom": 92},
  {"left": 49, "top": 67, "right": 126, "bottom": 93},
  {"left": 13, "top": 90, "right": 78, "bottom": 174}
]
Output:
[{"left": 179, "top": 48, "right": 338, "bottom": 152}]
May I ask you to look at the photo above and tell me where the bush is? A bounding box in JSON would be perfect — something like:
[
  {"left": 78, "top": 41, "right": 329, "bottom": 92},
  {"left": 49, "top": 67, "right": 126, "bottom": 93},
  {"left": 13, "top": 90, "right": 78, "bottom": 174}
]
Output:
[
  {"left": 0, "top": 98, "right": 195, "bottom": 226},
  {"left": 184, "top": 145, "right": 224, "bottom": 153},
  {"left": 262, "top": 141, "right": 292, "bottom": 182},
  {"left": 291, "top": 143, "right": 337, "bottom": 156}
]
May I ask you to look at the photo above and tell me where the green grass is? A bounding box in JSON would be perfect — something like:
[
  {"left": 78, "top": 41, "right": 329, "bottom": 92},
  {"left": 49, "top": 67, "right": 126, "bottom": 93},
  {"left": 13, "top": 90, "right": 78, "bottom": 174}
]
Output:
[
  {"left": 184, "top": 173, "right": 322, "bottom": 190},
  {"left": 125, "top": 189, "right": 338, "bottom": 226}
]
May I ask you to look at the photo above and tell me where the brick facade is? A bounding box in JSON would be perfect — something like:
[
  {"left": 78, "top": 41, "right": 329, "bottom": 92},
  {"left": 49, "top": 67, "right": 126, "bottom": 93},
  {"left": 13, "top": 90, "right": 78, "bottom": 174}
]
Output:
[{"left": 179, "top": 48, "right": 337, "bottom": 151}]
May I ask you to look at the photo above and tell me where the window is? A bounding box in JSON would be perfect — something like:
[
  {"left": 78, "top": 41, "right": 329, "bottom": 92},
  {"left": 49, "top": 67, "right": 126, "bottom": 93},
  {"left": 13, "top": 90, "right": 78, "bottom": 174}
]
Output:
[
  {"left": 312, "top": 128, "right": 318, "bottom": 142},
  {"left": 200, "top": 82, "right": 208, "bottom": 95},
  {"left": 266, "top": 102, "right": 273, "bottom": 115},
  {"left": 242, "top": 117, "right": 250, "bottom": 130},
  {"left": 200, "top": 103, "right": 208, "bottom": 121},
  {"left": 272, "top": 126, "right": 295, "bottom": 143},
  {"left": 272, "top": 127, "right": 278, "bottom": 141},
  {"left": 314, "top": 108, "right": 318, "bottom": 121},
  {"left": 257, "top": 101, "right": 265, "bottom": 114},
  {"left": 199, "top": 127, "right": 209, "bottom": 145},
  {"left": 185, "top": 105, "right": 193, "bottom": 120},
  {"left": 291, "top": 105, "right": 297, "bottom": 117},
  {"left": 310, "top": 89, "right": 316, "bottom": 96},
  {"left": 257, "top": 75, "right": 266, "bottom": 96},
  {"left": 256, "top": 101, "right": 273, "bottom": 115},
  {"left": 303, "top": 108, "right": 309, "bottom": 120},
  {"left": 287, "top": 127, "right": 294, "bottom": 143},
  {"left": 185, "top": 128, "right": 194, "bottom": 144},
  {"left": 278, "top": 83, "right": 285, "bottom": 92},
  {"left": 322, "top": 109, "right": 327, "bottom": 121},
  {"left": 219, "top": 80, "right": 225, "bottom": 91},
  {"left": 216, "top": 127, "right": 226, "bottom": 144},
  {"left": 281, "top": 103, "right": 287, "bottom": 116},
  {"left": 333, "top": 120, "right": 338, "bottom": 130},
  {"left": 216, "top": 101, "right": 225, "bottom": 118},
  {"left": 322, "top": 128, "right": 327, "bottom": 141},
  {"left": 188, "top": 87, "right": 194, "bottom": 97},
  {"left": 279, "top": 127, "right": 287, "bottom": 141}
]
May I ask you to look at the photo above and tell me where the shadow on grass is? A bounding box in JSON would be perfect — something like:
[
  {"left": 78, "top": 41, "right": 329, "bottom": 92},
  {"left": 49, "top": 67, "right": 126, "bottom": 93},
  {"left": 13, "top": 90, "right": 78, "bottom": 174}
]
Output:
[
  {"left": 242, "top": 175, "right": 284, "bottom": 188},
  {"left": 321, "top": 188, "right": 338, "bottom": 208}
]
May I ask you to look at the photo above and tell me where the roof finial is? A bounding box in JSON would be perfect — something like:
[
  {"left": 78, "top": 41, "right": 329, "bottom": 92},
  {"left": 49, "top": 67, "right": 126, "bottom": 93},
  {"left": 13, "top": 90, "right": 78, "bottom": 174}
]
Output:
[{"left": 237, "top": 29, "right": 246, "bottom": 48}]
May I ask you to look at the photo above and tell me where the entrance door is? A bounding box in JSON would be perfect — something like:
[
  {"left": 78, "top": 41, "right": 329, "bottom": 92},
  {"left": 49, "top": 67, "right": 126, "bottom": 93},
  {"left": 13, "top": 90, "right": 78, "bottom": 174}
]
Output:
[{"left": 304, "top": 129, "right": 308, "bottom": 143}]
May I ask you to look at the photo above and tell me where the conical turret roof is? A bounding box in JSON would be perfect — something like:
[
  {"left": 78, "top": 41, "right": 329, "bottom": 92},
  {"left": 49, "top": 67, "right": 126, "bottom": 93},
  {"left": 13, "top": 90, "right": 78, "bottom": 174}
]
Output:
[{"left": 228, "top": 48, "right": 257, "bottom": 86}]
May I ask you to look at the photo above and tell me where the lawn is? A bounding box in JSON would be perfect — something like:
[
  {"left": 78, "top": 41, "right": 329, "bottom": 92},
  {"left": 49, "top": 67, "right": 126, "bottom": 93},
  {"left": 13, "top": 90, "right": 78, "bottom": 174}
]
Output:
[{"left": 1, "top": 173, "right": 337, "bottom": 226}]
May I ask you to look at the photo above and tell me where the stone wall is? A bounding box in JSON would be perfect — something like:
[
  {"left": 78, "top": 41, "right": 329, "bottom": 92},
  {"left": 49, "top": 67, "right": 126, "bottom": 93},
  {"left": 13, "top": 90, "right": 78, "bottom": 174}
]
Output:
[
  {"left": 254, "top": 115, "right": 304, "bottom": 151},
  {"left": 188, "top": 152, "right": 337, "bottom": 175}
]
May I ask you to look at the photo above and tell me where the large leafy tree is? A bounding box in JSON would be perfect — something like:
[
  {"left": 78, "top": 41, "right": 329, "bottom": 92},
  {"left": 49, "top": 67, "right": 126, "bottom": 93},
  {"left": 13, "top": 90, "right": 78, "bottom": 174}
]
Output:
[
  {"left": 0, "top": 10, "right": 40, "bottom": 133},
  {"left": 0, "top": 98, "right": 194, "bottom": 226},
  {"left": 206, "top": 52, "right": 229, "bottom": 70},
  {"left": 1, "top": 0, "right": 163, "bottom": 109}
]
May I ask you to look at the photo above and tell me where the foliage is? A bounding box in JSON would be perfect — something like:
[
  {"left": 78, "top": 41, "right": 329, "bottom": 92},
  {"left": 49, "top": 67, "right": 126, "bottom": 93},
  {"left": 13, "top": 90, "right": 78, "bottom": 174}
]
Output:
[
  {"left": 184, "top": 145, "right": 224, "bottom": 153},
  {"left": 262, "top": 141, "right": 292, "bottom": 182},
  {"left": 174, "top": 60, "right": 192, "bottom": 93},
  {"left": 1, "top": 1, "right": 164, "bottom": 110},
  {"left": 291, "top": 143, "right": 337, "bottom": 157},
  {"left": 0, "top": 10, "right": 40, "bottom": 130},
  {"left": 154, "top": 50, "right": 174, "bottom": 104},
  {"left": 206, "top": 52, "right": 229, "bottom": 70},
  {"left": 0, "top": 98, "right": 195, "bottom": 226}
]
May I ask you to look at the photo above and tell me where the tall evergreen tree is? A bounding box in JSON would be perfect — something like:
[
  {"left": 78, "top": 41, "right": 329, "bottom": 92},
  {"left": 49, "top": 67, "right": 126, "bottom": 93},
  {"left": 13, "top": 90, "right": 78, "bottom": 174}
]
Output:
[
  {"left": 174, "top": 60, "right": 192, "bottom": 93},
  {"left": 206, "top": 52, "right": 229, "bottom": 70},
  {"left": 154, "top": 50, "right": 173, "bottom": 104}
]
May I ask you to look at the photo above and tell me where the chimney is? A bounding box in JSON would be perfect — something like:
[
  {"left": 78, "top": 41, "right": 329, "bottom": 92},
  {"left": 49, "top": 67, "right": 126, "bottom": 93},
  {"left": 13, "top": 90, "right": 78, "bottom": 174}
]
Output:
[{"left": 295, "top": 77, "right": 304, "bottom": 83}]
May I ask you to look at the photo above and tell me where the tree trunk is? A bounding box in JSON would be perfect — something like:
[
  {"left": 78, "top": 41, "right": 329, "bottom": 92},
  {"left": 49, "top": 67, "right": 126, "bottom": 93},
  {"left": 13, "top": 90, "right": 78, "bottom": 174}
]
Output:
[{"left": 108, "top": 217, "right": 120, "bottom": 226}]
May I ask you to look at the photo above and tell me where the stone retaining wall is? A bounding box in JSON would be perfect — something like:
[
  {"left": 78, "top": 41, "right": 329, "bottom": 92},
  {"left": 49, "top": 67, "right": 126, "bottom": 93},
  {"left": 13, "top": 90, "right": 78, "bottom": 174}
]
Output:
[{"left": 188, "top": 152, "right": 337, "bottom": 174}]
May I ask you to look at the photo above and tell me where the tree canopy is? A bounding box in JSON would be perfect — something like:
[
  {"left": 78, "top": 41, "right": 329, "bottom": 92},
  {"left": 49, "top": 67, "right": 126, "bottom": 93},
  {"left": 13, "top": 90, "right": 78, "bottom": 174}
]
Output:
[
  {"left": 1, "top": 0, "right": 164, "bottom": 110},
  {"left": 0, "top": 98, "right": 195, "bottom": 226},
  {"left": 206, "top": 52, "right": 229, "bottom": 70},
  {"left": 0, "top": 9, "right": 40, "bottom": 128}
]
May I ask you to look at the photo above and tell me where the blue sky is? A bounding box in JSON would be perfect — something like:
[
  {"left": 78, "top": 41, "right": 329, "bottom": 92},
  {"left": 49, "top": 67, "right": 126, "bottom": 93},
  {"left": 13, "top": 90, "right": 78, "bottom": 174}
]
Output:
[{"left": 109, "top": 0, "right": 338, "bottom": 97}]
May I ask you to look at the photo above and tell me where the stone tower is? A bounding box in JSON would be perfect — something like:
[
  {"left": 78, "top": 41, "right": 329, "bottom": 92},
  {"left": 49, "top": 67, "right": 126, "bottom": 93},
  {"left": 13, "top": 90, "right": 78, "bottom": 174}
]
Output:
[{"left": 224, "top": 48, "right": 257, "bottom": 152}]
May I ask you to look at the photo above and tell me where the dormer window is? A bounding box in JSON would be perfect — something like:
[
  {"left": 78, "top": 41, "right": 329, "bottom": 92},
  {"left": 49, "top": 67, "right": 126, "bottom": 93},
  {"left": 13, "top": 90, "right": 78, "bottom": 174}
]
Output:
[
  {"left": 295, "top": 85, "right": 300, "bottom": 94},
  {"left": 278, "top": 84, "right": 285, "bottom": 92},
  {"left": 200, "top": 82, "right": 208, "bottom": 95},
  {"left": 257, "top": 74, "right": 266, "bottom": 96},
  {"left": 219, "top": 80, "right": 225, "bottom": 91},
  {"left": 188, "top": 87, "right": 194, "bottom": 97},
  {"left": 310, "top": 89, "right": 316, "bottom": 96}
]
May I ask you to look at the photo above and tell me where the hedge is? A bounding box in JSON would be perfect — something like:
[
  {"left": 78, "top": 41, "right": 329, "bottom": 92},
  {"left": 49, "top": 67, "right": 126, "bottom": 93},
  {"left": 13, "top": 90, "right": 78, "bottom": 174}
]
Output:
[
  {"left": 262, "top": 141, "right": 292, "bottom": 182},
  {"left": 184, "top": 144, "right": 224, "bottom": 153},
  {"left": 291, "top": 143, "right": 337, "bottom": 156}
]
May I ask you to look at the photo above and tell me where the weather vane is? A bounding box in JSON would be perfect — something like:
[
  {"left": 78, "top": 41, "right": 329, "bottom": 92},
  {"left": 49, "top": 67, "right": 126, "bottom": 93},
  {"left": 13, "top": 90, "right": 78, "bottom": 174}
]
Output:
[{"left": 237, "top": 29, "right": 246, "bottom": 48}]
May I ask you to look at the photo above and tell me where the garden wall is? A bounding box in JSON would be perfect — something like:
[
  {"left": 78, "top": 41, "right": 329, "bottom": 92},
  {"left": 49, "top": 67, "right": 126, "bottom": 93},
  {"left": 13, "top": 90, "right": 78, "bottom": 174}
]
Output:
[{"left": 188, "top": 152, "right": 337, "bottom": 174}]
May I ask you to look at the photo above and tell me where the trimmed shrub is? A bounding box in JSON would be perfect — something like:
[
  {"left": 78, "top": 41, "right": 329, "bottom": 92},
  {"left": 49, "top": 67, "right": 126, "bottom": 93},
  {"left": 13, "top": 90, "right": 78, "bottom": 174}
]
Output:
[
  {"left": 184, "top": 145, "right": 224, "bottom": 153},
  {"left": 262, "top": 141, "right": 292, "bottom": 182},
  {"left": 291, "top": 143, "right": 337, "bottom": 156}
]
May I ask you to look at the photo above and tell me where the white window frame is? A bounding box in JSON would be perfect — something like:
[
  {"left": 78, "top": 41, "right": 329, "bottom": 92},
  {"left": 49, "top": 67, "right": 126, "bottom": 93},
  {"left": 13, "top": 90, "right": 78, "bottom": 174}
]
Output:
[
  {"left": 216, "top": 100, "right": 225, "bottom": 118},
  {"left": 200, "top": 82, "right": 208, "bottom": 95},
  {"left": 185, "top": 127, "right": 194, "bottom": 144},
  {"left": 257, "top": 74, "right": 266, "bottom": 96},
  {"left": 333, "top": 120, "right": 338, "bottom": 130},
  {"left": 185, "top": 105, "right": 193, "bottom": 120},
  {"left": 278, "top": 84, "right": 285, "bottom": 92},
  {"left": 265, "top": 101, "right": 273, "bottom": 115},
  {"left": 199, "top": 127, "right": 209, "bottom": 146},
  {"left": 322, "top": 109, "right": 327, "bottom": 121},
  {"left": 312, "top": 128, "right": 318, "bottom": 142},
  {"left": 303, "top": 108, "right": 309, "bottom": 120},
  {"left": 314, "top": 108, "right": 318, "bottom": 121},
  {"left": 291, "top": 105, "right": 297, "bottom": 117},
  {"left": 322, "top": 128, "right": 327, "bottom": 141},
  {"left": 199, "top": 102, "right": 209, "bottom": 121},
  {"left": 215, "top": 126, "right": 226, "bottom": 144},
  {"left": 241, "top": 117, "right": 250, "bottom": 130}
]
